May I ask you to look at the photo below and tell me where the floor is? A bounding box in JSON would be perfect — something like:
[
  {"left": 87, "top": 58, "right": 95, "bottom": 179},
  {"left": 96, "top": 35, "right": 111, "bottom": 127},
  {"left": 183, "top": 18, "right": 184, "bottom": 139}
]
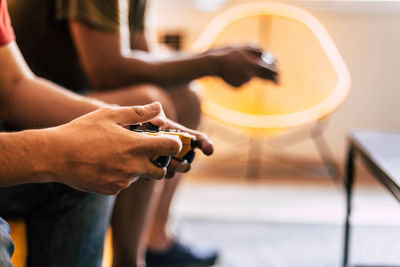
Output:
[{"left": 169, "top": 158, "right": 400, "bottom": 267}]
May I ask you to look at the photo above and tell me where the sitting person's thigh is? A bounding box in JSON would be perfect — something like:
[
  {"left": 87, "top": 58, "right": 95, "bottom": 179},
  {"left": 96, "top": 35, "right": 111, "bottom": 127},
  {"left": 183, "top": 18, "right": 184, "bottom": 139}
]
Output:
[{"left": 0, "top": 183, "right": 114, "bottom": 267}]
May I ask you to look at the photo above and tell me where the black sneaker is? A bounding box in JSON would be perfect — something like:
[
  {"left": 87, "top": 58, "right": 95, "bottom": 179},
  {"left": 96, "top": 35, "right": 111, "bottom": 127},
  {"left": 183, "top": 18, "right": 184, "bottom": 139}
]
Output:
[{"left": 146, "top": 240, "right": 219, "bottom": 267}]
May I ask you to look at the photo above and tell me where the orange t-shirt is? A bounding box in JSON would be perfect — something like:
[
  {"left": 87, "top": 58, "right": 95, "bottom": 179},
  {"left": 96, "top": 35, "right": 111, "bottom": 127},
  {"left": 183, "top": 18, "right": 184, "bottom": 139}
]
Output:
[{"left": 0, "top": 0, "right": 15, "bottom": 46}]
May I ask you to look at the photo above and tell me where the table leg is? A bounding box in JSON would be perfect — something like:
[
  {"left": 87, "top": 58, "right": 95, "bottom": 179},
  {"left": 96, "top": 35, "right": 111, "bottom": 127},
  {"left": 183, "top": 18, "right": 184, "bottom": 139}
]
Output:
[{"left": 343, "top": 145, "right": 355, "bottom": 267}]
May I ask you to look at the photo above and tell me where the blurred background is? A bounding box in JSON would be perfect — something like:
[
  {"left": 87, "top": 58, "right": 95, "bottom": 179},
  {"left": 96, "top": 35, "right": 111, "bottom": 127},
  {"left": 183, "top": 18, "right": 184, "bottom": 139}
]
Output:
[{"left": 142, "top": 0, "right": 400, "bottom": 266}]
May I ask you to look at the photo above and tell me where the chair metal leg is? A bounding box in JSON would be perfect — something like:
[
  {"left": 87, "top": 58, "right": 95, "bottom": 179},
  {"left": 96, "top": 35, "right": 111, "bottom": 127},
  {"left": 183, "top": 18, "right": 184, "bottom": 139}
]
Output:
[{"left": 343, "top": 145, "right": 355, "bottom": 267}]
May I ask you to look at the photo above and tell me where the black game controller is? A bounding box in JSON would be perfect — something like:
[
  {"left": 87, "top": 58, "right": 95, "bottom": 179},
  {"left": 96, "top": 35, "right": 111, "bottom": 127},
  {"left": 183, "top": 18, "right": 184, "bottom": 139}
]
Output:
[{"left": 129, "top": 123, "right": 201, "bottom": 168}]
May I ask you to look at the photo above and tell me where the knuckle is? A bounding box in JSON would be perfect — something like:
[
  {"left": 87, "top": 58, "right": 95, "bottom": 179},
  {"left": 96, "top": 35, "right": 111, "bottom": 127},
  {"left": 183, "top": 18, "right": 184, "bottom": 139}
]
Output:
[
  {"left": 150, "top": 168, "right": 166, "bottom": 180},
  {"left": 99, "top": 106, "right": 115, "bottom": 116},
  {"left": 130, "top": 105, "right": 145, "bottom": 118},
  {"left": 98, "top": 106, "right": 119, "bottom": 121},
  {"left": 105, "top": 186, "right": 120, "bottom": 195},
  {"left": 161, "top": 136, "right": 181, "bottom": 154},
  {"left": 183, "top": 164, "right": 191, "bottom": 173},
  {"left": 117, "top": 180, "right": 131, "bottom": 190},
  {"left": 159, "top": 168, "right": 167, "bottom": 179},
  {"left": 170, "top": 140, "right": 182, "bottom": 154}
]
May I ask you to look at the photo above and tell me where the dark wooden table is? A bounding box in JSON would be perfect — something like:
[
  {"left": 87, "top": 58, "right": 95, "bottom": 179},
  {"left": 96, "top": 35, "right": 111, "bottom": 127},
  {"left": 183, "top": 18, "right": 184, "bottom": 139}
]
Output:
[{"left": 343, "top": 130, "right": 400, "bottom": 267}]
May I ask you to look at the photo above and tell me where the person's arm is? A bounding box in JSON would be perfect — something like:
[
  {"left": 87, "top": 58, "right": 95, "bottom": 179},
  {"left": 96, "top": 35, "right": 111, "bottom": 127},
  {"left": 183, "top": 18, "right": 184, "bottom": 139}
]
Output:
[
  {"left": 0, "top": 42, "right": 212, "bottom": 192},
  {"left": 0, "top": 42, "right": 107, "bottom": 129},
  {"left": 69, "top": 21, "right": 278, "bottom": 90},
  {"left": 0, "top": 42, "right": 180, "bottom": 191},
  {"left": 0, "top": 103, "right": 182, "bottom": 193}
]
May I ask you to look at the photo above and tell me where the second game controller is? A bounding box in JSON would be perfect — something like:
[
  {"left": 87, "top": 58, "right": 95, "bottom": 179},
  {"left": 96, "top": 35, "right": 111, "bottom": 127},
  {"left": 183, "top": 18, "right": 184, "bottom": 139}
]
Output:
[{"left": 261, "top": 51, "right": 276, "bottom": 67}]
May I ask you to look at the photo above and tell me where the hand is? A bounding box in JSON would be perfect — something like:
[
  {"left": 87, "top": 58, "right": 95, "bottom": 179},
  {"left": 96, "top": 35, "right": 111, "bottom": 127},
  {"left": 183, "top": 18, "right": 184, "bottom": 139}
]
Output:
[
  {"left": 151, "top": 118, "right": 214, "bottom": 156},
  {"left": 206, "top": 46, "right": 279, "bottom": 87},
  {"left": 149, "top": 117, "right": 214, "bottom": 179},
  {"left": 48, "top": 102, "right": 182, "bottom": 195}
]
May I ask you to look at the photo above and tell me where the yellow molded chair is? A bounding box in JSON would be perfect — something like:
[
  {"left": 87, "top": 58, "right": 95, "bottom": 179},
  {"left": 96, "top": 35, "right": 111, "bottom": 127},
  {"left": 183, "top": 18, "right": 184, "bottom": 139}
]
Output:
[
  {"left": 192, "top": 1, "right": 350, "bottom": 132},
  {"left": 191, "top": 2, "right": 350, "bottom": 177}
]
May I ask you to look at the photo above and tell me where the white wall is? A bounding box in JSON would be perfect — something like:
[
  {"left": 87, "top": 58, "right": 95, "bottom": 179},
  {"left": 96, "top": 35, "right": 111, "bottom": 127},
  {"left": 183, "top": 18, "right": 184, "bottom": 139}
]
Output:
[{"left": 148, "top": 0, "right": 400, "bottom": 163}]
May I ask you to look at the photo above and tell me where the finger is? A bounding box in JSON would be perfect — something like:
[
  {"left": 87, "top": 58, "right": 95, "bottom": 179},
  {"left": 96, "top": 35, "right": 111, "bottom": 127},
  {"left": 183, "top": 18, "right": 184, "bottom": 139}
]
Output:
[
  {"left": 225, "top": 73, "right": 252, "bottom": 87},
  {"left": 165, "top": 170, "right": 176, "bottom": 179},
  {"left": 140, "top": 134, "right": 183, "bottom": 157},
  {"left": 168, "top": 158, "right": 191, "bottom": 173},
  {"left": 163, "top": 119, "right": 214, "bottom": 155},
  {"left": 196, "top": 133, "right": 214, "bottom": 155},
  {"left": 148, "top": 107, "right": 168, "bottom": 128},
  {"left": 141, "top": 161, "right": 168, "bottom": 180},
  {"left": 107, "top": 102, "right": 164, "bottom": 126}
]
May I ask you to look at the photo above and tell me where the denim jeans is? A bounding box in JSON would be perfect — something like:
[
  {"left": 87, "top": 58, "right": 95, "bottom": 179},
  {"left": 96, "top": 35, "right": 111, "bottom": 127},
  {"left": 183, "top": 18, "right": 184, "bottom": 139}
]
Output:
[{"left": 0, "top": 183, "right": 115, "bottom": 267}]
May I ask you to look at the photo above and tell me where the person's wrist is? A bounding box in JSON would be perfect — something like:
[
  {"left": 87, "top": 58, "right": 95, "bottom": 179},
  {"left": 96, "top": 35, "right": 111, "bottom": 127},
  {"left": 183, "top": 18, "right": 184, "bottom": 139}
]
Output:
[{"left": 28, "top": 127, "right": 65, "bottom": 183}]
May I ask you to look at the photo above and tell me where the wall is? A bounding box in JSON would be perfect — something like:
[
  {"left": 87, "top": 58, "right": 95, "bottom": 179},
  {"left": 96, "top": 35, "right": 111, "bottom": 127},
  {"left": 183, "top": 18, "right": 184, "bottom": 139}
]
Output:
[{"left": 147, "top": 0, "right": 400, "bottom": 164}]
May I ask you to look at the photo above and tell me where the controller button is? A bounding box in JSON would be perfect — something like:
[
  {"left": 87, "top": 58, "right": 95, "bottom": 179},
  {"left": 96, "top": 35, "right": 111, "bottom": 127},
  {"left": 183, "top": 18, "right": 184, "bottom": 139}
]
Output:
[{"left": 183, "top": 150, "right": 196, "bottom": 164}]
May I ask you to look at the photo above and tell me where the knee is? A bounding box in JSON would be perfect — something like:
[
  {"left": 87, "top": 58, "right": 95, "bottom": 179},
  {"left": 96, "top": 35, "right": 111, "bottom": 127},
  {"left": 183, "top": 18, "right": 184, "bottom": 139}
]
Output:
[
  {"left": 125, "top": 84, "right": 178, "bottom": 121},
  {"left": 174, "top": 86, "right": 202, "bottom": 129}
]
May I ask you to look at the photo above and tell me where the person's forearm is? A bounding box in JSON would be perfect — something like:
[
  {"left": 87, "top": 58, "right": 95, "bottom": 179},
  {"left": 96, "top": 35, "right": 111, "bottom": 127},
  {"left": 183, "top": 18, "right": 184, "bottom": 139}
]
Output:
[
  {"left": 130, "top": 32, "right": 217, "bottom": 87},
  {"left": 70, "top": 22, "right": 219, "bottom": 90},
  {"left": 0, "top": 129, "right": 56, "bottom": 186},
  {"left": 129, "top": 32, "right": 216, "bottom": 87},
  {"left": 115, "top": 51, "right": 218, "bottom": 88},
  {"left": 1, "top": 76, "right": 107, "bottom": 129}
]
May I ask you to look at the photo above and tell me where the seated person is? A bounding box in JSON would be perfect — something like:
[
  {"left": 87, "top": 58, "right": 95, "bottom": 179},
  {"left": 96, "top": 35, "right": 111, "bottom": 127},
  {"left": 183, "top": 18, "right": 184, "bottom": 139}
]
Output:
[
  {"left": 8, "top": 0, "right": 278, "bottom": 266},
  {"left": 0, "top": 1, "right": 213, "bottom": 266}
]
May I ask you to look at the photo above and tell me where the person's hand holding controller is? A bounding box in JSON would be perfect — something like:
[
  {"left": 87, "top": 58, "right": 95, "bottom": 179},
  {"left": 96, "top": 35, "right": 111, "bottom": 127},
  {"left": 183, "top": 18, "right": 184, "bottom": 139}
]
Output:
[
  {"left": 41, "top": 102, "right": 182, "bottom": 195},
  {"left": 146, "top": 111, "right": 214, "bottom": 179},
  {"left": 205, "top": 46, "right": 279, "bottom": 87}
]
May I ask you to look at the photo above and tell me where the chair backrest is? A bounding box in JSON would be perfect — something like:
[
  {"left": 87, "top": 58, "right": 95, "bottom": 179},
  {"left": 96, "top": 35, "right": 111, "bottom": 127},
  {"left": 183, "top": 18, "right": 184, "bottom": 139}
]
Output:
[{"left": 192, "top": 2, "right": 350, "bottom": 134}]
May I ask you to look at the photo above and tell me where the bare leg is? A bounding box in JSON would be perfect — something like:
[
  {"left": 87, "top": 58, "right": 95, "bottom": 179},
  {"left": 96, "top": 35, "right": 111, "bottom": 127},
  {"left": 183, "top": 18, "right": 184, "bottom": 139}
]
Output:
[
  {"left": 146, "top": 175, "right": 181, "bottom": 250},
  {"left": 89, "top": 84, "right": 202, "bottom": 265},
  {"left": 111, "top": 179, "right": 164, "bottom": 267},
  {"left": 144, "top": 86, "right": 218, "bottom": 267},
  {"left": 147, "top": 85, "right": 202, "bottom": 250},
  {"left": 87, "top": 84, "right": 180, "bottom": 267}
]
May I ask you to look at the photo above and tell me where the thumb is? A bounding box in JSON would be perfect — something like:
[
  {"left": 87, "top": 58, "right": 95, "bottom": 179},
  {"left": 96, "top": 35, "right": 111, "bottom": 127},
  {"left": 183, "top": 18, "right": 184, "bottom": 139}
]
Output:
[{"left": 108, "top": 102, "right": 164, "bottom": 126}]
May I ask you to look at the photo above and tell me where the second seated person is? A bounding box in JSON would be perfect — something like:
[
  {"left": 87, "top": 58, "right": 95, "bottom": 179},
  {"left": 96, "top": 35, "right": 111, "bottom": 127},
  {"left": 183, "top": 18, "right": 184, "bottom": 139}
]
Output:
[{"left": 9, "top": 0, "right": 278, "bottom": 266}]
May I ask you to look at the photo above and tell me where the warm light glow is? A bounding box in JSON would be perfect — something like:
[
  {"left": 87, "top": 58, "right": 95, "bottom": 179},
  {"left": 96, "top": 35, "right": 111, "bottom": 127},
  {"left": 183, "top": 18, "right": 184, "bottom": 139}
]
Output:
[
  {"left": 192, "top": 2, "right": 350, "bottom": 132},
  {"left": 193, "top": 0, "right": 228, "bottom": 12}
]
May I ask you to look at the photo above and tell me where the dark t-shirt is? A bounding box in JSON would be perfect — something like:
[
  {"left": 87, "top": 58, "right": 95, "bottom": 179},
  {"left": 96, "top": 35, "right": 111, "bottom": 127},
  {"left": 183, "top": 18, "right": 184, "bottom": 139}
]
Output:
[
  {"left": 8, "top": 0, "right": 146, "bottom": 93},
  {"left": 0, "top": 0, "right": 15, "bottom": 47}
]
